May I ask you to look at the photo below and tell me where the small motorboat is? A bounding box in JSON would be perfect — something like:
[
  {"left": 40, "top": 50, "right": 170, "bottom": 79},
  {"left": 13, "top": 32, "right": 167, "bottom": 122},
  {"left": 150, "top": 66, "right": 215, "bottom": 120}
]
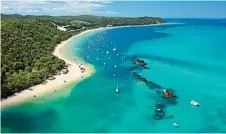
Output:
[
  {"left": 113, "top": 44, "right": 117, "bottom": 51},
  {"left": 191, "top": 100, "right": 200, "bottom": 106},
  {"left": 115, "top": 83, "right": 119, "bottom": 93},
  {"left": 173, "top": 122, "right": 178, "bottom": 127},
  {"left": 156, "top": 108, "right": 162, "bottom": 112}
]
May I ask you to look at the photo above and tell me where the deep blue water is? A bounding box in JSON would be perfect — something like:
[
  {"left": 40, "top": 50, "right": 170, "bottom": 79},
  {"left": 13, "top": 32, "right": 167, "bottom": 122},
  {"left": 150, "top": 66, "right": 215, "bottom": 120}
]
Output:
[{"left": 1, "top": 19, "right": 226, "bottom": 133}]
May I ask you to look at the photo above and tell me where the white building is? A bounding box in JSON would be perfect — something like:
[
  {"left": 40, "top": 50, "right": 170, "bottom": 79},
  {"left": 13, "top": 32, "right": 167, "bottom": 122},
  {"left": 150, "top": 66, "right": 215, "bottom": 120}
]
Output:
[
  {"left": 57, "top": 26, "right": 67, "bottom": 31},
  {"left": 107, "top": 24, "right": 113, "bottom": 27}
]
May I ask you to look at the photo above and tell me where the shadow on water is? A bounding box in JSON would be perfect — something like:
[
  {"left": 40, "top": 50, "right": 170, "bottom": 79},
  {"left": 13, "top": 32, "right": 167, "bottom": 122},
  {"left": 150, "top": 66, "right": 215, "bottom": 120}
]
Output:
[
  {"left": 1, "top": 108, "right": 58, "bottom": 133},
  {"left": 60, "top": 70, "right": 137, "bottom": 132},
  {"left": 197, "top": 97, "right": 226, "bottom": 133},
  {"left": 1, "top": 24, "right": 201, "bottom": 132},
  {"left": 130, "top": 54, "right": 226, "bottom": 75}
]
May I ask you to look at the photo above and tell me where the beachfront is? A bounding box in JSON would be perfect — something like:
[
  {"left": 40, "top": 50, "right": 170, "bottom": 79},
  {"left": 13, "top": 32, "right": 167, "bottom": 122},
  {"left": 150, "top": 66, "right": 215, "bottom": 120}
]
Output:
[
  {"left": 0, "top": 29, "right": 97, "bottom": 108},
  {"left": 2, "top": 2, "right": 226, "bottom": 132},
  {"left": 1, "top": 24, "right": 175, "bottom": 109}
]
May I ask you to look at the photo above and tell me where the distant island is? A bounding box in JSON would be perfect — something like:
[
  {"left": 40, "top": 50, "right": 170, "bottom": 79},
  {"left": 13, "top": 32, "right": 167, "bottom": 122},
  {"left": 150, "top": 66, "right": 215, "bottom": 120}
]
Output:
[{"left": 1, "top": 14, "right": 167, "bottom": 99}]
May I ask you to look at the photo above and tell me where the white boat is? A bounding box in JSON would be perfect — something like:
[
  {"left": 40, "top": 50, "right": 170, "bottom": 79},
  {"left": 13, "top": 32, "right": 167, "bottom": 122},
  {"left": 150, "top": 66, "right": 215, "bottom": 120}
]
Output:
[
  {"left": 173, "top": 122, "right": 178, "bottom": 127},
  {"left": 157, "top": 108, "right": 162, "bottom": 112},
  {"left": 96, "top": 55, "right": 99, "bottom": 61},
  {"left": 113, "top": 44, "right": 117, "bottom": 51},
  {"left": 191, "top": 100, "right": 200, "bottom": 106},
  {"left": 116, "top": 83, "right": 119, "bottom": 93}
]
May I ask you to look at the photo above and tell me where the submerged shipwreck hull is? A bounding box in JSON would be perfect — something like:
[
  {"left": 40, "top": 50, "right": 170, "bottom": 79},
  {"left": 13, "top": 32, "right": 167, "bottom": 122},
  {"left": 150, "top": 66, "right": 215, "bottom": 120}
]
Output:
[{"left": 129, "top": 58, "right": 178, "bottom": 120}]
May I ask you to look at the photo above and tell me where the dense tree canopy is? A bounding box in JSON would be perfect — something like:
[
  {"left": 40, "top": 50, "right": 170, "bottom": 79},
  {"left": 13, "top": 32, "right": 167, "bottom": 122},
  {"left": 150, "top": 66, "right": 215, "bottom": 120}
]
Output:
[
  {"left": 1, "top": 14, "right": 166, "bottom": 99},
  {"left": 1, "top": 14, "right": 166, "bottom": 29},
  {"left": 1, "top": 19, "right": 72, "bottom": 98}
]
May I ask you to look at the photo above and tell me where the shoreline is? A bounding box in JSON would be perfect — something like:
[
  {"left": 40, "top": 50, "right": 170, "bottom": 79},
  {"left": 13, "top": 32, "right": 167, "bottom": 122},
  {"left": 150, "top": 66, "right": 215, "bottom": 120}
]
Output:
[
  {"left": 1, "top": 22, "right": 181, "bottom": 109},
  {"left": 0, "top": 29, "right": 99, "bottom": 109}
]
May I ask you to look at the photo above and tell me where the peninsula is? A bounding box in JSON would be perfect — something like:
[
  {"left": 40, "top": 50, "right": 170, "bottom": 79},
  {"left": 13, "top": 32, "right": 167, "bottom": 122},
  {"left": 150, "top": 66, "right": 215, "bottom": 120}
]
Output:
[{"left": 1, "top": 14, "right": 166, "bottom": 108}]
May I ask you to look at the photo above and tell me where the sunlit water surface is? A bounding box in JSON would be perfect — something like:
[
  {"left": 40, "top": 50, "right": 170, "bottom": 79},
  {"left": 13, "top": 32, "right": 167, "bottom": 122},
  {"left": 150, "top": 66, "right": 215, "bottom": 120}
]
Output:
[{"left": 2, "top": 19, "right": 226, "bottom": 133}]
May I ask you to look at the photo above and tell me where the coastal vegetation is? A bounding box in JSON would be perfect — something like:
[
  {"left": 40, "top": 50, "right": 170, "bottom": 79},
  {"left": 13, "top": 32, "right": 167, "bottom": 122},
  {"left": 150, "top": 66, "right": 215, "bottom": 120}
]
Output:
[
  {"left": 1, "top": 19, "right": 72, "bottom": 98},
  {"left": 1, "top": 14, "right": 166, "bottom": 30},
  {"left": 1, "top": 14, "right": 166, "bottom": 99}
]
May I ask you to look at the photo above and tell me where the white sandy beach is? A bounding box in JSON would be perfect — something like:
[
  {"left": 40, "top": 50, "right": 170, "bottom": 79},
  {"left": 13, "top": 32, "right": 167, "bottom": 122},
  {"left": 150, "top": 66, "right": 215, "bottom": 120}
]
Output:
[
  {"left": 1, "top": 23, "right": 180, "bottom": 109},
  {"left": 0, "top": 28, "right": 101, "bottom": 108}
]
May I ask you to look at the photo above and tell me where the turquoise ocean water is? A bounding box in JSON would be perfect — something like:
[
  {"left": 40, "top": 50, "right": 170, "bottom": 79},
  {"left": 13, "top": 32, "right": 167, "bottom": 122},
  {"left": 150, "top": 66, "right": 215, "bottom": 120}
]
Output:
[{"left": 1, "top": 19, "right": 226, "bottom": 133}]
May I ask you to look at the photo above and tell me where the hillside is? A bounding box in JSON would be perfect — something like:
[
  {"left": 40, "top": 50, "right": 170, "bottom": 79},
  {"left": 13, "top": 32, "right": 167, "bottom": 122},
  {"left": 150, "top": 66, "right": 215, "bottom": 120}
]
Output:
[
  {"left": 1, "top": 14, "right": 167, "bottom": 29},
  {"left": 1, "top": 19, "right": 72, "bottom": 98},
  {"left": 1, "top": 14, "right": 167, "bottom": 98}
]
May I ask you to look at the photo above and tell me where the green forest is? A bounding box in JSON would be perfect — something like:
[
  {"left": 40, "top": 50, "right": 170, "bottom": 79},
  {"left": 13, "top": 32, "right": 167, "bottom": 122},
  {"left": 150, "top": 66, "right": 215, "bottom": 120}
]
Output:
[
  {"left": 1, "top": 19, "right": 72, "bottom": 98},
  {"left": 1, "top": 14, "right": 166, "bottom": 29},
  {"left": 1, "top": 14, "right": 166, "bottom": 99}
]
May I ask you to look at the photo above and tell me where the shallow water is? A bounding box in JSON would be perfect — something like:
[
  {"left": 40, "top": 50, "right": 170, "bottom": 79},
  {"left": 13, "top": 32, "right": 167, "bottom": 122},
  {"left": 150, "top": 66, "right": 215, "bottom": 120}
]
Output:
[{"left": 2, "top": 19, "right": 226, "bottom": 133}]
